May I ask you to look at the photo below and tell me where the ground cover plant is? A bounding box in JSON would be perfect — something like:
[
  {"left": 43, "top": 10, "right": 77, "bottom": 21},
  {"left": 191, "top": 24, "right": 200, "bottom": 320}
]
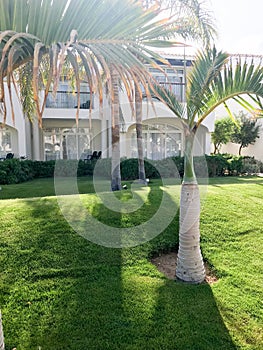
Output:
[{"left": 0, "top": 177, "right": 262, "bottom": 349}]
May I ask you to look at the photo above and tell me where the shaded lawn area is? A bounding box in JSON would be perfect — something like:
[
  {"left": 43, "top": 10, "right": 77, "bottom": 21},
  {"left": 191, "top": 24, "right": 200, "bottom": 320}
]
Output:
[{"left": 0, "top": 176, "right": 262, "bottom": 349}]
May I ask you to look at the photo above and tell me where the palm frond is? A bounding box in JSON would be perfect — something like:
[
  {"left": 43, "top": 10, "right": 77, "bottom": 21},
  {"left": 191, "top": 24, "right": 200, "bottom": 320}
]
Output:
[
  {"left": 194, "top": 55, "right": 263, "bottom": 128},
  {"left": 187, "top": 47, "right": 229, "bottom": 126},
  {"left": 151, "top": 83, "right": 186, "bottom": 121},
  {"left": 0, "top": 0, "right": 217, "bottom": 126}
]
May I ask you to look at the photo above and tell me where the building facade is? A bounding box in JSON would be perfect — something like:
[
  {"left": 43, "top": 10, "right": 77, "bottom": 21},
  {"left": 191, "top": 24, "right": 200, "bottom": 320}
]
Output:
[{"left": 0, "top": 54, "right": 217, "bottom": 162}]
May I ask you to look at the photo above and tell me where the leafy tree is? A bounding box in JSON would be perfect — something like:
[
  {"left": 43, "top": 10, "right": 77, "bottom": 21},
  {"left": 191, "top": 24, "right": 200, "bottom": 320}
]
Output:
[
  {"left": 231, "top": 112, "right": 261, "bottom": 155},
  {"left": 155, "top": 47, "right": 263, "bottom": 283},
  {"left": 211, "top": 117, "right": 235, "bottom": 154}
]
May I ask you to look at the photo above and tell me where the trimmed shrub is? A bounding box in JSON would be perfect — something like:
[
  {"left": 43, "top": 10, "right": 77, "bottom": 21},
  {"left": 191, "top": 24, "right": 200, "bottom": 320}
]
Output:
[
  {"left": 241, "top": 156, "right": 263, "bottom": 174},
  {"left": 31, "top": 160, "right": 55, "bottom": 178},
  {"left": 0, "top": 154, "right": 262, "bottom": 185},
  {"left": 0, "top": 159, "right": 33, "bottom": 184},
  {"left": 205, "top": 154, "right": 229, "bottom": 177},
  {"left": 227, "top": 156, "right": 243, "bottom": 175}
]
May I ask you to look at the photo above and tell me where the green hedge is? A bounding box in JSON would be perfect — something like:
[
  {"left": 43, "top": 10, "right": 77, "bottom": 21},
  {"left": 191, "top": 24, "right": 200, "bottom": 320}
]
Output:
[{"left": 0, "top": 155, "right": 262, "bottom": 185}]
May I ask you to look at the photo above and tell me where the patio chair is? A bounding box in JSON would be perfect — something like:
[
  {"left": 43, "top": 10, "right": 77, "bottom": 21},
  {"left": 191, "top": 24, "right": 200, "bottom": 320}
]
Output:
[
  {"left": 84, "top": 151, "right": 97, "bottom": 162},
  {"left": 5, "top": 153, "right": 14, "bottom": 159}
]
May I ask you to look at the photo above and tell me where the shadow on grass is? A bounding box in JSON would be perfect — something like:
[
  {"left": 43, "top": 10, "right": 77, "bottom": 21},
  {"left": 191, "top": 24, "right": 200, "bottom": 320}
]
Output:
[
  {"left": 0, "top": 184, "right": 236, "bottom": 349},
  {"left": 147, "top": 281, "right": 237, "bottom": 350}
]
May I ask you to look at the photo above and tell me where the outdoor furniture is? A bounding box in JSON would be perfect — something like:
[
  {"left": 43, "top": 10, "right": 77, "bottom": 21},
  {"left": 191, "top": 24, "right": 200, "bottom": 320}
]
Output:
[
  {"left": 0, "top": 153, "right": 14, "bottom": 161},
  {"left": 6, "top": 153, "right": 14, "bottom": 159},
  {"left": 84, "top": 150, "right": 101, "bottom": 162}
]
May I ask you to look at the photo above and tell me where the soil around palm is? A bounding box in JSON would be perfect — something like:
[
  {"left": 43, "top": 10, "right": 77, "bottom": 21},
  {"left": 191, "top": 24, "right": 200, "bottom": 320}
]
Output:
[{"left": 151, "top": 251, "right": 218, "bottom": 284}]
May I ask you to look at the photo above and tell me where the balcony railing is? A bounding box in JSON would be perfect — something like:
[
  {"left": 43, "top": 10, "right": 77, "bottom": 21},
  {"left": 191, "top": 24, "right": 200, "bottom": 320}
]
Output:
[
  {"left": 159, "top": 82, "right": 185, "bottom": 102},
  {"left": 46, "top": 91, "right": 92, "bottom": 109}
]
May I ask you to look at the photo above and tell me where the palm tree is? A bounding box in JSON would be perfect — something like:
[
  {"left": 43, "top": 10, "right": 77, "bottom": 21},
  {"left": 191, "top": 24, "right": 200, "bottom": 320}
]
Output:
[
  {"left": 0, "top": 0, "right": 186, "bottom": 337},
  {"left": 155, "top": 47, "right": 263, "bottom": 283},
  {"left": 141, "top": 0, "right": 216, "bottom": 45},
  {"left": 111, "top": 67, "right": 122, "bottom": 191},
  {"left": 135, "top": 82, "right": 148, "bottom": 184},
  {"left": 0, "top": 0, "right": 214, "bottom": 190},
  {"left": 134, "top": 0, "right": 216, "bottom": 184},
  {"left": 0, "top": 0, "right": 183, "bottom": 123}
]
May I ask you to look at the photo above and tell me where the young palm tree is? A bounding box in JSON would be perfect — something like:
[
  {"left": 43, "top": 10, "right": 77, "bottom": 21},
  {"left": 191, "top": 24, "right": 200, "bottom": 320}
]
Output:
[{"left": 155, "top": 47, "right": 263, "bottom": 283}]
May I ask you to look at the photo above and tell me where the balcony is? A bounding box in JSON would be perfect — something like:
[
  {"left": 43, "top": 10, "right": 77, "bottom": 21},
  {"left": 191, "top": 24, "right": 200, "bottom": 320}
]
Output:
[
  {"left": 159, "top": 82, "right": 185, "bottom": 102},
  {"left": 46, "top": 91, "right": 93, "bottom": 109}
]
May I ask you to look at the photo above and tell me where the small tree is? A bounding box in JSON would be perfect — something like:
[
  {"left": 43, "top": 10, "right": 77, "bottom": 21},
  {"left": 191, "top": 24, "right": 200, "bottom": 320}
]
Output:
[
  {"left": 231, "top": 112, "right": 261, "bottom": 155},
  {"left": 211, "top": 117, "right": 235, "bottom": 154},
  {"left": 155, "top": 47, "right": 263, "bottom": 283}
]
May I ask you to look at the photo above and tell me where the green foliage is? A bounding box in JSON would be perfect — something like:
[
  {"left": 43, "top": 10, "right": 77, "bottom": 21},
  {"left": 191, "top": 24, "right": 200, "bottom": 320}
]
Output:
[
  {"left": 204, "top": 154, "right": 229, "bottom": 176},
  {"left": 30, "top": 160, "right": 55, "bottom": 178},
  {"left": 0, "top": 159, "right": 34, "bottom": 184},
  {"left": 231, "top": 112, "right": 261, "bottom": 155},
  {"left": 241, "top": 156, "right": 263, "bottom": 174},
  {"left": 211, "top": 117, "right": 235, "bottom": 154},
  {"left": 0, "top": 155, "right": 262, "bottom": 185},
  {"left": 0, "top": 0, "right": 216, "bottom": 127}
]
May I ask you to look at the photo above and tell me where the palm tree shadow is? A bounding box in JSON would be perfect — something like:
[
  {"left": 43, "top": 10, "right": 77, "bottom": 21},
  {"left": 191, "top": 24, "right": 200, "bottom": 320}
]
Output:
[{"left": 145, "top": 280, "right": 238, "bottom": 350}]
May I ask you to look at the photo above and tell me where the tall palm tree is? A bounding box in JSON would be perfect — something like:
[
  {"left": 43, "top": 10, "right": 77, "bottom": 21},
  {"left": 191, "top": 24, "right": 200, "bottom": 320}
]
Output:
[
  {"left": 0, "top": 0, "right": 182, "bottom": 123},
  {"left": 135, "top": 82, "right": 148, "bottom": 184},
  {"left": 135, "top": 0, "right": 216, "bottom": 184},
  {"left": 0, "top": 0, "right": 184, "bottom": 338},
  {"left": 111, "top": 67, "right": 122, "bottom": 191},
  {"left": 141, "top": 0, "right": 216, "bottom": 46},
  {"left": 0, "top": 0, "right": 213, "bottom": 190},
  {"left": 155, "top": 47, "right": 263, "bottom": 283}
]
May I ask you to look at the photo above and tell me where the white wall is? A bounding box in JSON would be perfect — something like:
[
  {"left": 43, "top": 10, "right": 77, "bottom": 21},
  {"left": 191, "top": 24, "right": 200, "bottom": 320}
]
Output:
[{"left": 1, "top": 84, "right": 27, "bottom": 157}]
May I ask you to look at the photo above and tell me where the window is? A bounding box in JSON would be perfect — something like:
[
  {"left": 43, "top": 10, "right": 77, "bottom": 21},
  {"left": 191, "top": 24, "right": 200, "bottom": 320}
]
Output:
[
  {"left": 43, "top": 127, "right": 92, "bottom": 160},
  {"left": 0, "top": 127, "right": 12, "bottom": 156},
  {"left": 131, "top": 123, "right": 182, "bottom": 160},
  {"left": 147, "top": 66, "right": 185, "bottom": 102}
]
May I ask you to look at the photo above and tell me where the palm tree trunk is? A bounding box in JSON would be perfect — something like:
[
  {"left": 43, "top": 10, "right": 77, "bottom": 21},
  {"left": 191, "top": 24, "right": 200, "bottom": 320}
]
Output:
[
  {"left": 0, "top": 311, "right": 4, "bottom": 350},
  {"left": 176, "top": 129, "right": 206, "bottom": 284},
  {"left": 135, "top": 85, "right": 147, "bottom": 184},
  {"left": 111, "top": 68, "right": 122, "bottom": 191}
]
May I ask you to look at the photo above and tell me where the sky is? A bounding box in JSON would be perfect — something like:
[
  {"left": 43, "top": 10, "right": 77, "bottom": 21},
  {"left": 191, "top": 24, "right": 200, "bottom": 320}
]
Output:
[{"left": 210, "top": 0, "right": 263, "bottom": 55}]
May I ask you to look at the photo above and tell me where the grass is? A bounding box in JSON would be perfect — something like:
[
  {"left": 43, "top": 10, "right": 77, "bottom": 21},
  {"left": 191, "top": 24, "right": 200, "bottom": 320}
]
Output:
[{"left": 0, "top": 176, "right": 262, "bottom": 349}]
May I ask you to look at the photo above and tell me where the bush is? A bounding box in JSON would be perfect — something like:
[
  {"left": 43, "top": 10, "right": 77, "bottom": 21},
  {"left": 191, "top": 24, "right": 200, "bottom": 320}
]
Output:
[
  {"left": 30, "top": 160, "right": 55, "bottom": 178},
  {"left": 0, "top": 154, "right": 262, "bottom": 185},
  {"left": 205, "top": 154, "right": 229, "bottom": 177},
  {"left": 0, "top": 159, "right": 32, "bottom": 184},
  {"left": 241, "top": 156, "right": 262, "bottom": 174},
  {"left": 227, "top": 156, "right": 243, "bottom": 175}
]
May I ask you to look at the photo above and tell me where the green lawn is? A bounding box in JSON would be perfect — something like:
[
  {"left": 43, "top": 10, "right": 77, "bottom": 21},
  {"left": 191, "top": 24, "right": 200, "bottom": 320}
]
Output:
[{"left": 0, "top": 176, "right": 262, "bottom": 349}]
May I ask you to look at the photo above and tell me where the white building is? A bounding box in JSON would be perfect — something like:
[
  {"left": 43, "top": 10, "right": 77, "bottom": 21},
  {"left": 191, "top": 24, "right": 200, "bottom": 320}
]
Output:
[{"left": 0, "top": 54, "right": 217, "bottom": 161}]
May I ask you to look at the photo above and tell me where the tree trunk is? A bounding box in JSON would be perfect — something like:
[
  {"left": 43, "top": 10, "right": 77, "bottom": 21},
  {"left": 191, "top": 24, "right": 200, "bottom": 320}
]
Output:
[
  {"left": 111, "top": 68, "right": 122, "bottom": 191},
  {"left": 176, "top": 129, "right": 206, "bottom": 284},
  {"left": 238, "top": 144, "right": 242, "bottom": 155},
  {"left": 135, "top": 85, "right": 147, "bottom": 184},
  {"left": 0, "top": 311, "right": 4, "bottom": 350}
]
